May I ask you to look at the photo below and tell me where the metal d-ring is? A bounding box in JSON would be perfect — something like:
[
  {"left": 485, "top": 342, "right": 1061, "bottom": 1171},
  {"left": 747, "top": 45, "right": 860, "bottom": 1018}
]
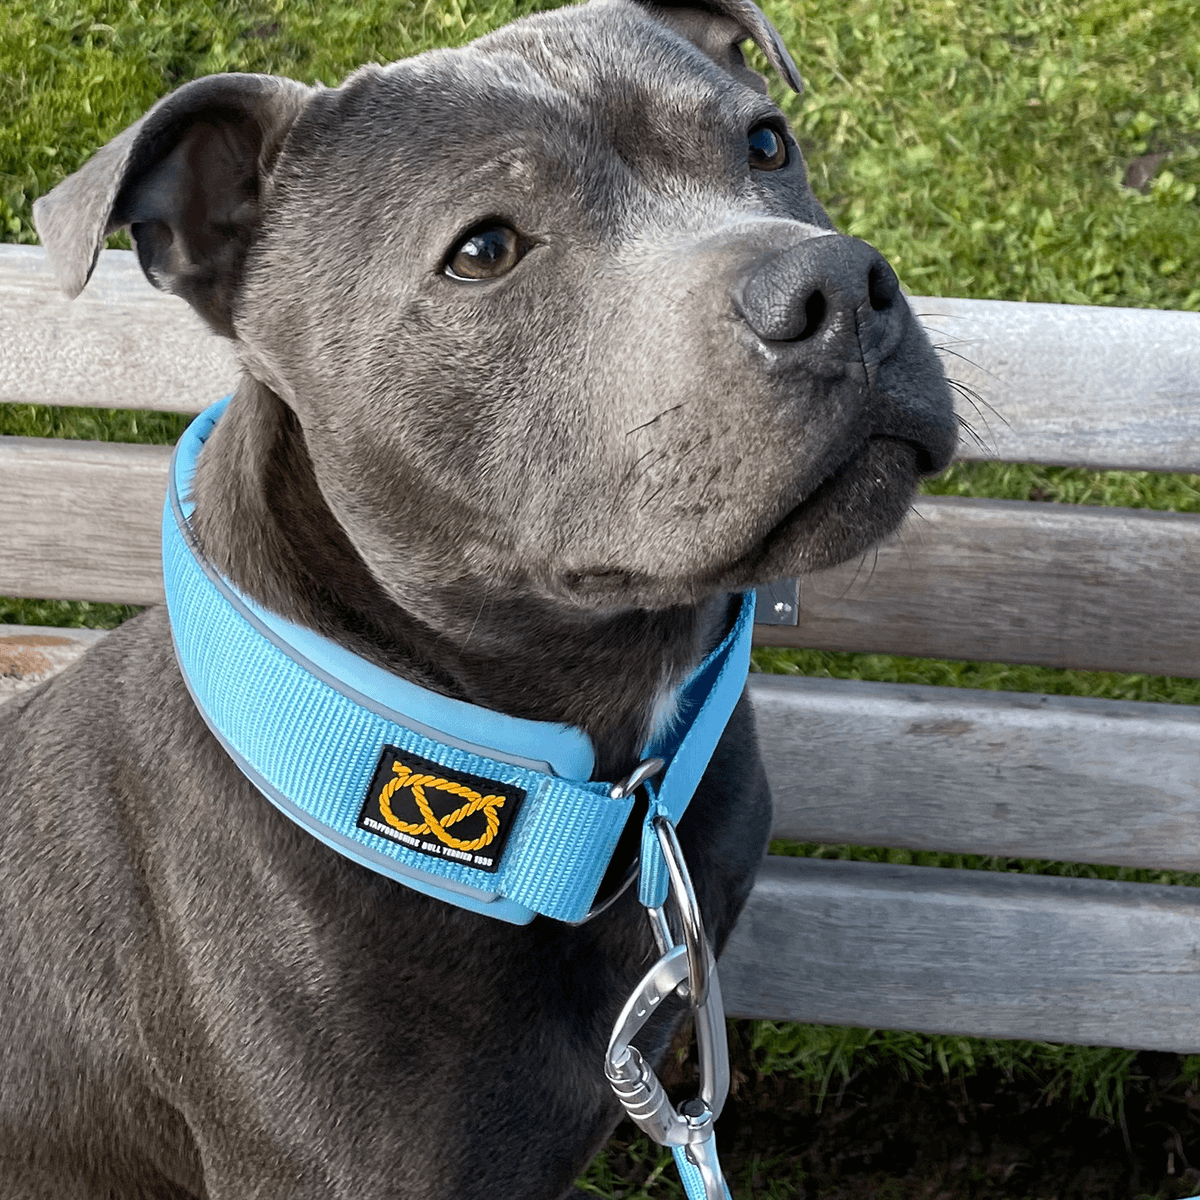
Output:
[{"left": 609, "top": 757, "right": 665, "bottom": 801}]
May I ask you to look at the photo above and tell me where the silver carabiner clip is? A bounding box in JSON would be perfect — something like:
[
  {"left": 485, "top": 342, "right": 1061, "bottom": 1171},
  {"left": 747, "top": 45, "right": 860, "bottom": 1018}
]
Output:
[
  {"left": 649, "top": 816, "right": 726, "bottom": 1112},
  {"left": 603, "top": 812, "right": 731, "bottom": 1200}
]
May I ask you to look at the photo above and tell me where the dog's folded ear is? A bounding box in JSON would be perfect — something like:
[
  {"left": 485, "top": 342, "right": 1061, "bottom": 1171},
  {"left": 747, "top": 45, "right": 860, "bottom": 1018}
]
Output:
[
  {"left": 33, "top": 73, "right": 313, "bottom": 334},
  {"left": 632, "top": 0, "right": 802, "bottom": 94}
]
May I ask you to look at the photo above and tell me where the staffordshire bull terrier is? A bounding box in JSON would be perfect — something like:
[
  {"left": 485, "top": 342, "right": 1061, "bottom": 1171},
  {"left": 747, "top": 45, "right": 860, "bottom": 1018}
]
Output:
[{"left": 2, "top": 0, "right": 956, "bottom": 1195}]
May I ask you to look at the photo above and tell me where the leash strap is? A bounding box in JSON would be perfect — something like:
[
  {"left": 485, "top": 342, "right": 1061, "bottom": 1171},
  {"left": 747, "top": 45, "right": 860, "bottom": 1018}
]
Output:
[
  {"left": 672, "top": 1143, "right": 733, "bottom": 1200},
  {"left": 163, "top": 398, "right": 754, "bottom": 926},
  {"left": 637, "top": 596, "right": 753, "bottom": 909}
]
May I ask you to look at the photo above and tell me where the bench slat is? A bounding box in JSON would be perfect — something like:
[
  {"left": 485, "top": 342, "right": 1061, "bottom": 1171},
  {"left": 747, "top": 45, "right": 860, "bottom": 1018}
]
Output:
[
  {"left": 757, "top": 495, "right": 1200, "bottom": 677},
  {"left": 916, "top": 295, "right": 1200, "bottom": 473},
  {"left": 0, "top": 245, "right": 237, "bottom": 414},
  {"left": 4, "top": 438, "right": 1199, "bottom": 676},
  {"left": 722, "top": 855, "right": 1200, "bottom": 1052},
  {"left": 4, "top": 245, "right": 1200, "bottom": 473},
  {"left": 751, "top": 674, "right": 1200, "bottom": 870},
  {"left": 4, "top": 632, "right": 1191, "bottom": 874},
  {"left": 0, "top": 437, "right": 170, "bottom": 604}
]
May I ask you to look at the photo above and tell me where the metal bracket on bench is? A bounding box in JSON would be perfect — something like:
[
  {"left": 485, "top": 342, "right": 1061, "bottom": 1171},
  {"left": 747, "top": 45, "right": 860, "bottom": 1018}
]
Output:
[{"left": 753, "top": 579, "right": 799, "bottom": 626}]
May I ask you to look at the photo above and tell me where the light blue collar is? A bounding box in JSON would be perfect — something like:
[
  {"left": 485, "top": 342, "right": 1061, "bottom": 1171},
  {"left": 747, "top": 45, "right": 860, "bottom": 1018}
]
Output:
[{"left": 162, "top": 398, "right": 754, "bottom": 925}]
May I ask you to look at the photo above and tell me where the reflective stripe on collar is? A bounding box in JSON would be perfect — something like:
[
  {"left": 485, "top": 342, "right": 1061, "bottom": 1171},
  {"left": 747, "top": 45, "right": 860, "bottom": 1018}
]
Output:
[{"left": 163, "top": 398, "right": 753, "bottom": 924}]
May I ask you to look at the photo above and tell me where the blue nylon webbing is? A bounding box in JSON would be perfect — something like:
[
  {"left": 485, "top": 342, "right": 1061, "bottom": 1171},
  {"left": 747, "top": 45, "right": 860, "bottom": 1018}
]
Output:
[
  {"left": 672, "top": 1143, "right": 734, "bottom": 1200},
  {"left": 638, "top": 592, "right": 754, "bottom": 909},
  {"left": 163, "top": 398, "right": 753, "bottom": 925}
]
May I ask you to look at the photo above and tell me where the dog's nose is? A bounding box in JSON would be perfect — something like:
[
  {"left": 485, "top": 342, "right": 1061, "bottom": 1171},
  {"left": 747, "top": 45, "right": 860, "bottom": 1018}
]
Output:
[{"left": 734, "top": 235, "right": 905, "bottom": 365}]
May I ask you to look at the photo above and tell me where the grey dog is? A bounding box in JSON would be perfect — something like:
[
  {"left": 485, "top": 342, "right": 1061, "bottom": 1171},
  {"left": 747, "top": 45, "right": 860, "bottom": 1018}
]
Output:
[{"left": 2, "top": 0, "right": 955, "bottom": 1195}]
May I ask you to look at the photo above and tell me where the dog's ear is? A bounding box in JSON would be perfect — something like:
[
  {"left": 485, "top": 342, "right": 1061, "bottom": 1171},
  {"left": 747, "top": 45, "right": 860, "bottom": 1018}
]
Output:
[
  {"left": 33, "top": 73, "right": 313, "bottom": 334},
  {"left": 634, "top": 0, "right": 802, "bottom": 93}
]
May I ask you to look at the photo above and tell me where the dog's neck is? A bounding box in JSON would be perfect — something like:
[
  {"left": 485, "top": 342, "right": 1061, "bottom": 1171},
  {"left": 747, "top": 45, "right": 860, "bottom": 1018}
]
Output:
[{"left": 188, "top": 380, "right": 728, "bottom": 780}]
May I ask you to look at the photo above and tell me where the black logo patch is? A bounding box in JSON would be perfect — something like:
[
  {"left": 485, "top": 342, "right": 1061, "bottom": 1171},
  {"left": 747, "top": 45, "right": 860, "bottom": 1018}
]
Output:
[{"left": 357, "top": 746, "right": 526, "bottom": 873}]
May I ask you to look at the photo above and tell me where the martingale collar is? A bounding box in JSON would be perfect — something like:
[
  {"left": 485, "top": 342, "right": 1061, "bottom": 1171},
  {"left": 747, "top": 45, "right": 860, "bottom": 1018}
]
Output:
[{"left": 162, "top": 398, "right": 754, "bottom": 925}]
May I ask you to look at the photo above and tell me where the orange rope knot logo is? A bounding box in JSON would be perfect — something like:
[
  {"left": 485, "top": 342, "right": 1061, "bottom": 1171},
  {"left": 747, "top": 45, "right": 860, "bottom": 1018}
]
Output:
[{"left": 377, "top": 762, "right": 506, "bottom": 852}]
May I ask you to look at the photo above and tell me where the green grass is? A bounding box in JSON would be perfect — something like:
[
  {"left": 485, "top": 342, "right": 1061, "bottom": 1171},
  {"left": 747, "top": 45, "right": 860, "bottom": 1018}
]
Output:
[
  {"left": 769, "top": 838, "right": 1200, "bottom": 891},
  {"left": 4, "top": 0, "right": 1200, "bottom": 1190},
  {"left": 0, "top": 403, "right": 191, "bottom": 442},
  {"left": 748, "top": 1022, "right": 1145, "bottom": 1127},
  {"left": 926, "top": 460, "right": 1200, "bottom": 512},
  {"left": 762, "top": 0, "right": 1200, "bottom": 310},
  {"left": 1, "top": 0, "right": 566, "bottom": 246}
]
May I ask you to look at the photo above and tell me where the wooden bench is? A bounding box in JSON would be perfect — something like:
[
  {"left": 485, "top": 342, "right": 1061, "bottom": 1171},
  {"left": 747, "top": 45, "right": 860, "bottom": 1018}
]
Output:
[{"left": 4, "top": 240, "right": 1200, "bottom": 1053}]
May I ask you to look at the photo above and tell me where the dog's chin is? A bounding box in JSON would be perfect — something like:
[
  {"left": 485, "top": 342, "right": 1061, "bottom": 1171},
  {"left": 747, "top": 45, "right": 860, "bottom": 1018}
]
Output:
[
  {"left": 551, "top": 436, "right": 923, "bottom": 612},
  {"left": 717, "top": 434, "right": 924, "bottom": 583}
]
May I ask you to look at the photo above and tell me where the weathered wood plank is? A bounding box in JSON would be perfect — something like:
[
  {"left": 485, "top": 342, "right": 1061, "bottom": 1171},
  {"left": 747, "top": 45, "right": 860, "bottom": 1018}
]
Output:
[
  {"left": 4, "top": 244, "right": 1200, "bottom": 473},
  {"left": 750, "top": 674, "right": 1200, "bottom": 871},
  {"left": 917, "top": 294, "right": 1200, "bottom": 473},
  {"left": 757, "top": 495, "right": 1200, "bottom": 677},
  {"left": 0, "top": 624, "right": 107, "bottom": 704},
  {"left": 722, "top": 855, "right": 1200, "bottom": 1051},
  {"left": 6, "top": 628, "right": 1194, "bottom": 874},
  {"left": 0, "top": 245, "right": 237, "bottom": 414},
  {"left": 0, "top": 437, "right": 169, "bottom": 604},
  {"left": 3, "top": 439, "right": 1199, "bottom": 676}
]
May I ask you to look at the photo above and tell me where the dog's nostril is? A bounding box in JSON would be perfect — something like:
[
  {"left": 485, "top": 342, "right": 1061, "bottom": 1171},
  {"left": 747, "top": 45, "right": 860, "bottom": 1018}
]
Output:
[
  {"left": 867, "top": 259, "right": 899, "bottom": 312},
  {"left": 796, "top": 290, "right": 826, "bottom": 340}
]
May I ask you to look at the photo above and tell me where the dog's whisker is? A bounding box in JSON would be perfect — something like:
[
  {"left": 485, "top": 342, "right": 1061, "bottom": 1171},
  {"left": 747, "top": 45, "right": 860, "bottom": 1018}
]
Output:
[
  {"left": 932, "top": 341, "right": 1004, "bottom": 391},
  {"left": 955, "top": 382, "right": 1006, "bottom": 427},
  {"left": 946, "top": 376, "right": 1007, "bottom": 447},
  {"left": 625, "top": 403, "right": 685, "bottom": 436},
  {"left": 463, "top": 582, "right": 494, "bottom": 650},
  {"left": 920, "top": 329, "right": 981, "bottom": 349},
  {"left": 831, "top": 550, "right": 872, "bottom": 603},
  {"left": 954, "top": 412, "right": 991, "bottom": 453},
  {"left": 913, "top": 310, "right": 976, "bottom": 325},
  {"left": 619, "top": 444, "right": 664, "bottom": 488},
  {"left": 639, "top": 480, "right": 667, "bottom": 512},
  {"left": 917, "top": 320, "right": 993, "bottom": 372},
  {"left": 675, "top": 429, "right": 715, "bottom": 462},
  {"left": 867, "top": 543, "right": 882, "bottom": 588}
]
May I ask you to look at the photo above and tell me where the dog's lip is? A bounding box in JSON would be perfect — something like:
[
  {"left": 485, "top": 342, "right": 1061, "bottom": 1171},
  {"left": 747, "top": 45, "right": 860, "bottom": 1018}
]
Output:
[
  {"left": 732, "top": 432, "right": 879, "bottom": 555},
  {"left": 711, "top": 432, "right": 923, "bottom": 582},
  {"left": 552, "top": 436, "right": 921, "bottom": 609},
  {"left": 783, "top": 432, "right": 922, "bottom": 529},
  {"left": 767, "top": 437, "right": 874, "bottom": 534}
]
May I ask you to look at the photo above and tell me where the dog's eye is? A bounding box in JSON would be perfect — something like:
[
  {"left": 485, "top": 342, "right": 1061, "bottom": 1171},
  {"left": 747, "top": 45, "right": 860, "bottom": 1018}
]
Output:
[
  {"left": 445, "top": 223, "right": 524, "bottom": 281},
  {"left": 748, "top": 123, "right": 788, "bottom": 171}
]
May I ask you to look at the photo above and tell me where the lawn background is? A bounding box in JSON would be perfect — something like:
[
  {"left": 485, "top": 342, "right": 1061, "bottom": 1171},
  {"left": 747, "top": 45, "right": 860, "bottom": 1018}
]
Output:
[{"left": 3, "top": 0, "right": 1200, "bottom": 1195}]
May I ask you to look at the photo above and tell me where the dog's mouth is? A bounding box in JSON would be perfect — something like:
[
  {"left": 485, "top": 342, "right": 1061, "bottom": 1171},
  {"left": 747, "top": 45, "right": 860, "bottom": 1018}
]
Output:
[
  {"left": 554, "top": 434, "right": 923, "bottom": 608},
  {"left": 714, "top": 433, "right": 923, "bottom": 584},
  {"left": 770, "top": 433, "right": 916, "bottom": 539}
]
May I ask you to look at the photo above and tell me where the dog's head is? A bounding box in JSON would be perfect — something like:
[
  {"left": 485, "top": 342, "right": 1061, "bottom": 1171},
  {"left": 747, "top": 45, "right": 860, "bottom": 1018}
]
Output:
[{"left": 35, "top": 0, "right": 955, "bottom": 625}]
